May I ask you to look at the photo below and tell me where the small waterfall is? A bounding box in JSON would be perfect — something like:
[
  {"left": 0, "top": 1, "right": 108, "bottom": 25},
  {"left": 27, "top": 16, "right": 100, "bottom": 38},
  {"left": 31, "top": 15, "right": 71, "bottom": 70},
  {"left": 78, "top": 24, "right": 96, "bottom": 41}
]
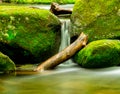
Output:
[
  {"left": 59, "top": 19, "right": 71, "bottom": 51},
  {"left": 59, "top": 19, "right": 72, "bottom": 64}
]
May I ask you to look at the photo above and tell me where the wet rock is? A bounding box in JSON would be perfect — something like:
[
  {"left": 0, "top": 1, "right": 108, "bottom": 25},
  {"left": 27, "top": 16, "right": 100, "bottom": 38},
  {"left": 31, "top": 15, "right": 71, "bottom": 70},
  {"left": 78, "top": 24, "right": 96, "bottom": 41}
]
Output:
[
  {"left": 73, "top": 40, "right": 120, "bottom": 68},
  {"left": 0, "top": 6, "right": 61, "bottom": 64},
  {"left": 71, "top": 0, "right": 120, "bottom": 42}
]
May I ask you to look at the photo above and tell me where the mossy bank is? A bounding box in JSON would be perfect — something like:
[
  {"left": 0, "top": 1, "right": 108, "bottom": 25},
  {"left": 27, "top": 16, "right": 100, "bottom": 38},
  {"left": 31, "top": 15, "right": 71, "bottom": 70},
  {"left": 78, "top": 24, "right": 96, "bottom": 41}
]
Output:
[{"left": 0, "top": 6, "right": 61, "bottom": 64}]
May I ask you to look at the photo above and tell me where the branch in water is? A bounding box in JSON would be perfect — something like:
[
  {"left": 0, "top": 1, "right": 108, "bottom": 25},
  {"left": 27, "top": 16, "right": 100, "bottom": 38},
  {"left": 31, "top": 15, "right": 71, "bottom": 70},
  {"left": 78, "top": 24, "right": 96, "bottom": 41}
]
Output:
[{"left": 34, "top": 32, "right": 88, "bottom": 72}]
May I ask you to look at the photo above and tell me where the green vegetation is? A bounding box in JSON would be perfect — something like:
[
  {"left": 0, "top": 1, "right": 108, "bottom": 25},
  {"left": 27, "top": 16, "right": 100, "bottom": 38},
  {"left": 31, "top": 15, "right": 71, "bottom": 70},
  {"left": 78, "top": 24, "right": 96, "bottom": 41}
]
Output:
[
  {"left": 72, "top": 0, "right": 120, "bottom": 69},
  {"left": 71, "top": 0, "right": 120, "bottom": 42},
  {"left": 74, "top": 40, "right": 120, "bottom": 68},
  {"left": 5, "top": 0, "right": 75, "bottom": 4},
  {"left": 0, "top": 6, "right": 61, "bottom": 64},
  {"left": 0, "top": 52, "right": 16, "bottom": 73}
]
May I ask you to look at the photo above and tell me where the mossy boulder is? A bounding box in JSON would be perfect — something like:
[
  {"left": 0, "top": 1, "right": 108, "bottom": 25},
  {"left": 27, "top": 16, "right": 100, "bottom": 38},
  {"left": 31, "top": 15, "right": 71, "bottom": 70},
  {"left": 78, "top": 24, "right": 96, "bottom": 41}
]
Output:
[
  {"left": 71, "top": 0, "right": 120, "bottom": 42},
  {"left": 0, "top": 6, "right": 61, "bottom": 64},
  {"left": 0, "top": 52, "right": 16, "bottom": 72},
  {"left": 73, "top": 40, "right": 120, "bottom": 68}
]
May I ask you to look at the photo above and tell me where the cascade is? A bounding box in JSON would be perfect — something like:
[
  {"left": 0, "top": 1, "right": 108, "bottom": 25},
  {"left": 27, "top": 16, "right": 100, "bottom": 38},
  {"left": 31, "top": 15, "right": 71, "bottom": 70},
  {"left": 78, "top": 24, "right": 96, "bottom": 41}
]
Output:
[
  {"left": 59, "top": 19, "right": 71, "bottom": 51},
  {"left": 59, "top": 19, "right": 72, "bottom": 64}
]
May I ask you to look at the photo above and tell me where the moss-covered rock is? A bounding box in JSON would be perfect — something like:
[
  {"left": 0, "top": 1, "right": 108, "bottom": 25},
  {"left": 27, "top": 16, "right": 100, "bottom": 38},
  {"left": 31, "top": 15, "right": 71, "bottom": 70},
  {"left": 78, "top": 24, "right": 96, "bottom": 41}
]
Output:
[
  {"left": 0, "top": 52, "right": 16, "bottom": 72},
  {"left": 0, "top": 6, "right": 61, "bottom": 64},
  {"left": 71, "top": 0, "right": 120, "bottom": 42},
  {"left": 73, "top": 40, "right": 120, "bottom": 68}
]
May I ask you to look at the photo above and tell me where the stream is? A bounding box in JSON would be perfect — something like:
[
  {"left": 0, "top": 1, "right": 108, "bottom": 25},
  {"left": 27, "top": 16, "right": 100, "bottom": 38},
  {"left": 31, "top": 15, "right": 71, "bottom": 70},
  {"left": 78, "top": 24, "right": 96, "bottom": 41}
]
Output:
[
  {"left": 1, "top": 66, "right": 120, "bottom": 94},
  {"left": 0, "top": 4, "right": 120, "bottom": 94}
]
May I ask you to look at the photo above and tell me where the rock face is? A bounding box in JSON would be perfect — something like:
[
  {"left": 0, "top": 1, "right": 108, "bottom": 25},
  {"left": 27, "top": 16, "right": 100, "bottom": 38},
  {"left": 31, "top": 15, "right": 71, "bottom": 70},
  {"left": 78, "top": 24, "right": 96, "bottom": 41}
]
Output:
[
  {"left": 71, "top": 0, "right": 120, "bottom": 42},
  {"left": 0, "top": 52, "right": 16, "bottom": 72},
  {"left": 73, "top": 40, "right": 120, "bottom": 68},
  {"left": 0, "top": 6, "right": 61, "bottom": 64}
]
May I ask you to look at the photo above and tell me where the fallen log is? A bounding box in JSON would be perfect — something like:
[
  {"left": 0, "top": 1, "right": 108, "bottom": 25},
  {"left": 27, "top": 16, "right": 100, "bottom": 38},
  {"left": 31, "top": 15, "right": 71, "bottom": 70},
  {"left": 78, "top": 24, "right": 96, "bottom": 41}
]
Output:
[
  {"left": 35, "top": 32, "right": 88, "bottom": 72},
  {"left": 50, "top": 2, "right": 72, "bottom": 15}
]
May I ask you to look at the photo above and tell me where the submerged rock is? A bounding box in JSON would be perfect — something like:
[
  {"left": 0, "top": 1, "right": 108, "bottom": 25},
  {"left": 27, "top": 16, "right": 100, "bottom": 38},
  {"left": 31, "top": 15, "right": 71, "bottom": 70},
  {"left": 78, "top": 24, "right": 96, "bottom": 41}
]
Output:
[
  {"left": 73, "top": 40, "right": 120, "bottom": 68},
  {"left": 71, "top": 0, "right": 120, "bottom": 42},
  {"left": 0, "top": 6, "right": 61, "bottom": 64},
  {"left": 0, "top": 52, "right": 16, "bottom": 73}
]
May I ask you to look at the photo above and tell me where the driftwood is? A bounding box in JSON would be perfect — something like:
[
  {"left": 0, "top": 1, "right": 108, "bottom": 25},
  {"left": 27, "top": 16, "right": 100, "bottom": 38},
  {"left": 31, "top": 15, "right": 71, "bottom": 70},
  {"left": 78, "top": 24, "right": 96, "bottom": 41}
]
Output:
[
  {"left": 35, "top": 32, "right": 88, "bottom": 72},
  {"left": 50, "top": 2, "right": 72, "bottom": 15}
]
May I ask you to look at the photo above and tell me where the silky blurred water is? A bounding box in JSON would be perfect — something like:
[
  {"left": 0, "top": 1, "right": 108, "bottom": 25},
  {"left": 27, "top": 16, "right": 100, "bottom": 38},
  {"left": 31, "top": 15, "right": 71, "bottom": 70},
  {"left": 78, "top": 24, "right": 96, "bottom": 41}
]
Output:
[{"left": 1, "top": 64, "right": 120, "bottom": 94}]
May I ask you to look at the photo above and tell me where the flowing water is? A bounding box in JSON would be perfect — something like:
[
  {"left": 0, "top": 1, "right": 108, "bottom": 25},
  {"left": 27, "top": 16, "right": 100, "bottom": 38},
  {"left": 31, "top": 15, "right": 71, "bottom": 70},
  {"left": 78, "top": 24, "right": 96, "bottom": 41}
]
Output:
[
  {"left": 1, "top": 66, "right": 120, "bottom": 94},
  {"left": 0, "top": 4, "right": 120, "bottom": 94},
  {"left": 59, "top": 19, "right": 71, "bottom": 51},
  {"left": 59, "top": 19, "right": 72, "bottom": 64}
]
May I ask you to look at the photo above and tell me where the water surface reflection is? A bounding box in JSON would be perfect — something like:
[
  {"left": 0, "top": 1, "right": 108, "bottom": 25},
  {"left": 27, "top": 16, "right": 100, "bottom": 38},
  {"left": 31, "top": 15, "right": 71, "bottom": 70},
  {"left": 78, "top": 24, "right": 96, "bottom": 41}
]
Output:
[{"left": 0, "top": 64, "right": 120, "bottom": 94}]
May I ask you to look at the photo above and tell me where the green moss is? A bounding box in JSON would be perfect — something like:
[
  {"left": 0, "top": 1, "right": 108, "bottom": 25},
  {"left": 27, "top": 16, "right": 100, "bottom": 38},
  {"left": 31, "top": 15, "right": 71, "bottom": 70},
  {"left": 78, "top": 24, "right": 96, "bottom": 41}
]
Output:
[
  {"left": 71, "top": 0, "right": 120, "bottom": 42},
  {"left": 0, "top": 52, "right": 16, "bottom": 72},
  {"left": 0, "top": 6, "right": 58, "bottom": 43},
  {"left": 72, "top": 0, "right": 119, "bottom": 26},
  {"left": 0, "top": 6, "right": 60, "bottom": 41},
  {"left": 74, "top": 40, "right": 120, "bottom": 68},
  {"left": 0, "top": 6, "right": 61, "bottom": 64},
  {"left": 0, "top": 6, "right": 59, "bottom": 51},
  {"left": 15, "top": 31, "right": 56, "bottom": 56},
  {"left": 84, "top": 12, "right": 120, "bottom": 42}
]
